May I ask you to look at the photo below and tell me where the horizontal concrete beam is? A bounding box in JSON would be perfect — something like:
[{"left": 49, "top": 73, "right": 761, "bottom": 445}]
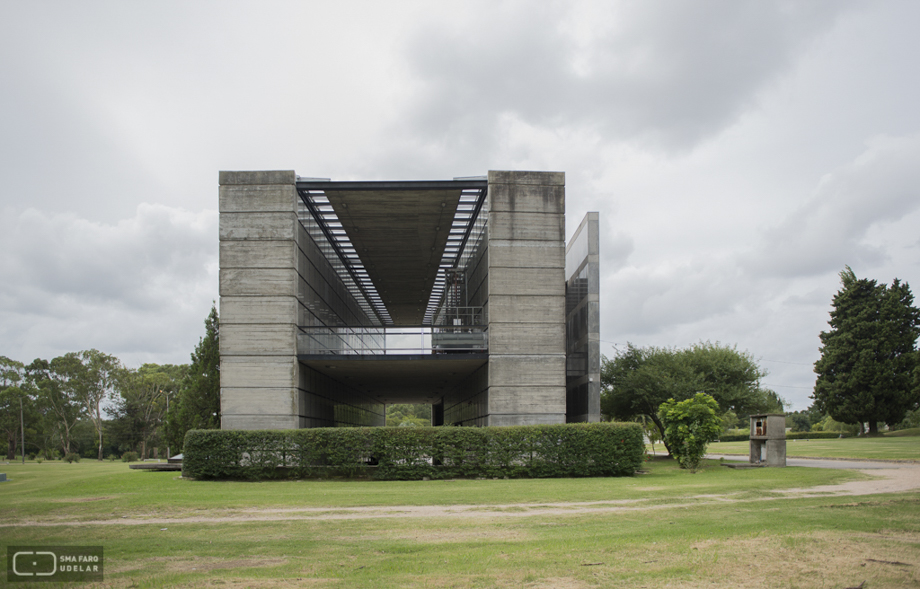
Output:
[
  {"left": 220, "top": 297, "right": 299, "bottom": 324},
  {"left": 489, "top": 268, "right": 565, "bottom": 296},
  {"left": 219, "top": 170, "right": 297, "bottom": 186},
  {"left": 221, "top": 387, "right": 299, "bottom": 415},
  {"left": 219, "top": 184, "right": 298, "bottom": 213},
  {"left": 489, "top": 211, "right": 564, "bottom": 242},
  {"left": 489, "top": 241, "right": 564, "bottom": 268},
  {"left": 488, "top": 323, "right": 565, "bottom": 355},
  {"left": 489, "top": 183, "right": 565, "bottom": 214},
  {"left": 220, "top": 241, "right": 296, "bottom": 269},
  {"left": 489, "top": 295, "right": 565, "bottom": 323},
  {"left": 488, "top": 386, "right": 566, "bottom": 413},
  {"left": 220, "top": 324, "right": 298, "bottom": 356},
  {"left": 221, "top": 414, "right": 299, "bottom": 430},
  {"left": 488, "top": 170, "right": 565, "bottom": 186},
  {"left": 220, "top": 269, "right": 297, "bottom": 296},
  {"left": 488, "top": 355, "right": 566, "bottom": 387},
  {"left": 489, "top": 414, "right": 566, "bottom": 426},
  {"left": 220, "top": 357, "right": 299, "bottom": 388},
  {"left": 220, "top": 212, "right": 298, "bottom": 241}
]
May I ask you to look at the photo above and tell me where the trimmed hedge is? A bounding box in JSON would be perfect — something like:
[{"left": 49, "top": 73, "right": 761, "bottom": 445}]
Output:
[
  {"left": 786, "top": 431, "right": 853, "bottom": 440},
  {"left": 182, "top": 422, "right": 645, "bottom": 481},
  {"left": 717, "top": 431, "right": 854, "bottom": 442}
]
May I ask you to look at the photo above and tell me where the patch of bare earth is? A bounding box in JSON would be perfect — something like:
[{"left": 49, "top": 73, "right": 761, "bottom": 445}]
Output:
[{"left": 777, "top": 467, "right": 920, "bottom": 497}]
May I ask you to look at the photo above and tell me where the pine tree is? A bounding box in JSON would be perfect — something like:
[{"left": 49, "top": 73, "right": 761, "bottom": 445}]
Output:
[
  {"left": 813, "top": 267, "right": 920, "bottom": 434},
  {"left": 166, "top": 305, "right": 220, "bottom": 453}
]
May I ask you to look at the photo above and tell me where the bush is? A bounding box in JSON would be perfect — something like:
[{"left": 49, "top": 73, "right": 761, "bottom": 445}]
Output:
[
  {"left": 26, "top": 453, "right": 36, "bottom": 461},
  {"left": 182, "top": 422, "right": 645, "bottom": 481},
  {"left": 660, "top": 393, "right": 722, "bottom": 472},
  {"left": 35, "top": 456, "right": 43, "bottom": 464},
  {"left": 718, "top": 429, "right": 751, "bottom": 442},
  {"left": 63, "top": 453, "right": 80, "bottom": 463},
  {"left": 121, "top": 451, "right": 139, "bottom": 463}
]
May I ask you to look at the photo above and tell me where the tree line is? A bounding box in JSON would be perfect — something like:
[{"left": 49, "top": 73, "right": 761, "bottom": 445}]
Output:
[
  {"left": 0, "top": 305, "right": 220, "bottom": 461},
  {"left": 601, "top": 267, "right": 920, "bottom": 449}
]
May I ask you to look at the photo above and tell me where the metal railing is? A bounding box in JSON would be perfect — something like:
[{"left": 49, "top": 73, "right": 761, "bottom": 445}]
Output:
[{"left": 297, "top": 324, "right": 488, "bottom": 355}]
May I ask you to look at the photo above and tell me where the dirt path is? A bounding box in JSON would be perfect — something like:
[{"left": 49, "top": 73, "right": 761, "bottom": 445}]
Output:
[
  {"left": 777, "top": 466, "right": 920, "bottom": 496},
  {"left": 4, "top": 466, "right": 918, "bottom": 528}
]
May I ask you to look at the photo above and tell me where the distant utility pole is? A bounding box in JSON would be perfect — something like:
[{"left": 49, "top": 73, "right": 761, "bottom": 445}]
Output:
[{"left": 20, "top": 394, "right": 25, "bottom": 465}]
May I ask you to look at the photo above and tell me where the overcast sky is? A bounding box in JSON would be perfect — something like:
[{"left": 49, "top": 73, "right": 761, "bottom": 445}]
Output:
[{"left": 2, "top": 1, "right": 918, "bottom": 410}]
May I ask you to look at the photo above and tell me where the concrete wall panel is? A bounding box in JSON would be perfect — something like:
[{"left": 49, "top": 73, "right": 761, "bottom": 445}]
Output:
[
  {"left": 219, "top": 170, "right": 297, "bottom": 186},
  {"left": 488, "top": 355, "right": 566, "bottom": 387},
  {"left": 221, "top": 414, "right": 299, "bottom": 430},
  {"left": 489, "top": 414, "right": 565, "bottom": 426},
  {"left": 221, "top": 357, "right": 299, "bottom": 388},
  {"left": 489, "top": 241, "right": 564, "bottom": 268},
  {"left": 489, "top": 295, "right": 565, "bottom": 323},
  {"left": 219, "top": 212, "right": 297, "bottom": 241},
  {"left": 219, "top": 269, "right": 297, "bottom": 296},
  {"left": 490, "top": 211, "right": 564, "bottom": 242},
  {"left": 488, "top": 323, "right": 565, "bottom": 355},
  {"left": 489, "top": 268, "right": 565, "bottom": 296},
  {"left": 488, "top": 386, "right": 566, "bottom": 413},
  {"left": 221, "top": 387, "right": 298, "bottom": 415},
  {"left": 220, "top": 297, "right": 298, "bottom": 324},
  {"left": 489, "top": 184, "right": 565, "bottom": 214},
  {"left": 220, "top": 241, "right": 296, "bottom": 269},
  {"left": 487, "top": 170, "right": 564, "bottom": 186},
  {"left": 220, "top": 324, "right": 298, "bottom": 356},
  {"left": 219, "top": 184, "right": 298, "bottom": 213}
]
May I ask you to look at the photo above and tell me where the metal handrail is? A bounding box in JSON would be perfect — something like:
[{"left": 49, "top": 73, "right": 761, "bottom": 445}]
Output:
[{"left": 297, "top": 325, "right": 488, "bottom": 355}]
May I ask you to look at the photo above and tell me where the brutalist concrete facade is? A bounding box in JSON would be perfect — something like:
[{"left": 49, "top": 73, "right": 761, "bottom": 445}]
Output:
[{"left": 219, "top": 170, "right": 599, "bottom": 429}]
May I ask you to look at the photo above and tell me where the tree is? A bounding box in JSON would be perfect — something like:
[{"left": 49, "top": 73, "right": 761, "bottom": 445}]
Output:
[
  {"left": 165, "top": 305, "right": 220, "bottom": 453},
  {"left": 111, "top": 363, "right": 185, "bottom": 458},
  {"left": 77, "top": 350, "right": 122, "bottom": 460},
  {"left": 386, "top": 404, "right": 432, "bottom": 427},
  {"left": 0, "top": 357, "right": 26, "bottom": 460},
  {"left": 813, "top": 267, "right": 920, "bottom": 434},
  {"left": 26, "top": 357, "right": 84, "bottom": 455},
  {"left": 601, "top": 342, "right": 778, "bottom": 453},
  {"left": 659, "top": 393, "right": 722, "bottom": 472}
]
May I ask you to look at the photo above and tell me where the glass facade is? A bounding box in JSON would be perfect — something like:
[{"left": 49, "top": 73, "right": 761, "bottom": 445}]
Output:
[
  {"left": 295, "top": 198, "right": 386, "bottom": 427},
  {"left": 564, "top": 213, "right": 600, "bottom": 422}
]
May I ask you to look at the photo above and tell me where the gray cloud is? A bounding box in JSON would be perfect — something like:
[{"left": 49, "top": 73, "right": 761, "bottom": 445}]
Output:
[
  {"left": 0, "top": 204, "right": 217, "bottom": 365},
  {"left": 746, "top": 134, "right": 920, "bottom": 278},
  {"left": 394, "top": 1, "right": 855, "bottom": 158}
]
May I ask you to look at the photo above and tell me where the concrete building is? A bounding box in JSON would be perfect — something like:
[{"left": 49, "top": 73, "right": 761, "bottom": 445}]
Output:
[{"left": 219, "top": 170, "right": 599, "bottom": 429}]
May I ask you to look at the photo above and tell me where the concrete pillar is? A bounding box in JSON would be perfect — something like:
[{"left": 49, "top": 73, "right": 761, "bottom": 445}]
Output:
[
  {"left": 486, "top": 171, "right": 566, "bottom": 425},
  {"left": 219, "top": 170, "right": 301, "bottom": 429}
]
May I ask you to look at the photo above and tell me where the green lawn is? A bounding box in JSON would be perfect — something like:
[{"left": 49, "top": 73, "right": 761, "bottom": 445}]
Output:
[
  {"left": 1, "top": 458, "right": 919, "bottom": 588},
  {"left": 0, "top": 458, "right": 855, "bottom": 522},
  {"left": 708, "top": 434, "right": 920, "bottom": 461}
]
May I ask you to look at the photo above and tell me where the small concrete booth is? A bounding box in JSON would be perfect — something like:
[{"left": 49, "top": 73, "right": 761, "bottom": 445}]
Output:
[{"left": 749, "top": 414, "right": 786, "bottom": 467}]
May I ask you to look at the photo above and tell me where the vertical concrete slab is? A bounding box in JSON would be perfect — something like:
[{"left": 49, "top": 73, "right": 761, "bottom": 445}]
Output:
[
  {"left": 219, "top": 170, "right": 303, "bottom": 430},
  {"left": 564, "top": 212, "right": 601, "bottom": 422},
  {"left": 486, "top": 171, "right": 567, "bottom": 425}
]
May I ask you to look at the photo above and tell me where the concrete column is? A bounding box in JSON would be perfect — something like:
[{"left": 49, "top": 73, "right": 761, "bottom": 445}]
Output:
[
  {"left": 219, "top": 170, "right": 301, "bottom": 429},
  {"left": 486, "top": 171, "right": 566, "bottom": 425}
]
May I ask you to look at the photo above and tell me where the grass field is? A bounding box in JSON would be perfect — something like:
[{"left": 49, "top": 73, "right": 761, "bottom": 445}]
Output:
[
  {"left": 708, "top": 433, "right": 920, "bottom": 461},
  {"left": 2, "top": 454, "right": 919, "bottom": 588}
]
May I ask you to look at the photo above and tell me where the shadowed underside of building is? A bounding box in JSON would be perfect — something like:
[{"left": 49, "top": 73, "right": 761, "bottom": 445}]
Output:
[{"left": 219, "top": 170, "right": 599, "bottom": 428}]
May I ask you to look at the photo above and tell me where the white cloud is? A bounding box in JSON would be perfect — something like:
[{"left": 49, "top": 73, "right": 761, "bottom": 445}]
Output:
[
  {"left": 745, "top": 134, "right": 920, "bottom": 278},
  {"left": 0, "top": 204, "right": 217, "bottom": 366}
]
